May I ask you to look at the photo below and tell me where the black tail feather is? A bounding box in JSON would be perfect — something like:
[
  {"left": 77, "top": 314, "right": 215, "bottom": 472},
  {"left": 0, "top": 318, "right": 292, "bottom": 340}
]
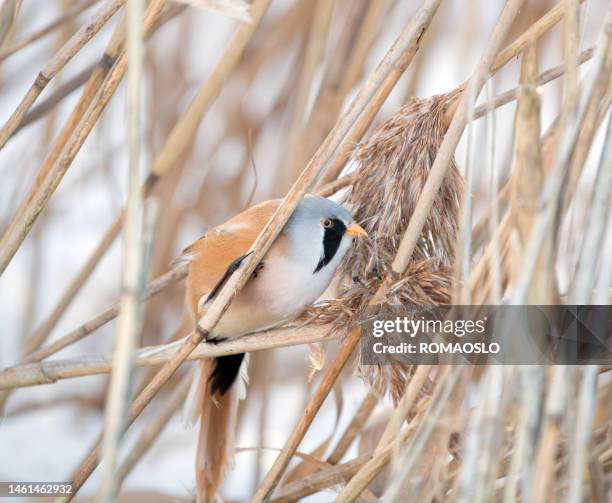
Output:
[{"left": 209, "top": 353, "right": 245, "bottom": 396}]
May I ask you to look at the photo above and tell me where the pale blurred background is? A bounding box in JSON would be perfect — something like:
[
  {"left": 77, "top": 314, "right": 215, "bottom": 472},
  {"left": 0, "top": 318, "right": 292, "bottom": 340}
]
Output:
[{"left": 0, "top": 0, "right": 609, "bottom": 501}]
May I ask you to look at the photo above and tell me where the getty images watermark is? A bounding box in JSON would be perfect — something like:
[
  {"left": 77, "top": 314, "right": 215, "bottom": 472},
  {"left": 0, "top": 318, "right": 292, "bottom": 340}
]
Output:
[{"left": 359, "top": 305, "right": 612, "bottom": 365}]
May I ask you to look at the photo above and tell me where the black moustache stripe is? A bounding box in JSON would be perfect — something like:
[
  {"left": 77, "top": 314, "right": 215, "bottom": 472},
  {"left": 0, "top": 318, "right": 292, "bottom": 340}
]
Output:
[{"left": 314, "top": 218, "right": 346, "bottom": 273}]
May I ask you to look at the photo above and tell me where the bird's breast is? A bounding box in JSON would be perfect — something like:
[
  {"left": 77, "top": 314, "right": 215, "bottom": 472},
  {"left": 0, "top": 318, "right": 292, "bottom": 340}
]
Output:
[{"left": 212, "top": 255, "right": 333, "bottom": 339}]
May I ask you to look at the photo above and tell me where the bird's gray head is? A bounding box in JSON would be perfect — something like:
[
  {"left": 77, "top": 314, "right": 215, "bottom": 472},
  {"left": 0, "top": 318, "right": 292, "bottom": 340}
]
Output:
[{"left": 284, "top": 195, "right": 367, "bottom": 274}]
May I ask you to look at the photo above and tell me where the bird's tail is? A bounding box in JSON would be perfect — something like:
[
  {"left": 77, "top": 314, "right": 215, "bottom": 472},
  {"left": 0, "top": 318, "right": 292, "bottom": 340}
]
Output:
[{"left": 183, "top": 353, "right": 249, "bottom": 503}]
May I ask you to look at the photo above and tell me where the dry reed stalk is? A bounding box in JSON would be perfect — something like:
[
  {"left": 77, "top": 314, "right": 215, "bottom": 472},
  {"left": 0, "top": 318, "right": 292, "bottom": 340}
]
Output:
[
  {"left": 0, "top": 0, "right": 165, "bottom": 277},
  {"left": 567, "top": 366, "right": 599, "bottom": 503},
  {"left": 482, "top": 77, "right": 502, "bottom": 299},
  {"left": 530, "top": 367, "right": 568, "bottom": 502},
  {"left": 316, "top": 173, "right": 359, "bottom": 198},
  {"left": 22, "top": 264, "right": 188, "bottom": 364},
  {"left": 0, "top": 324, "right": 336, "bottom": 389},
  {"left": 512, "top": 4, "right": 612, "bottom": 304},
  {"left": 0, "top": 0, "right": 99, "bottom": 63},
  {"left": 0, "top": 0, "right": 22, "bottom": 48},
  {"left": 286, "top": 0, "right": 385, "bottom": 188},
  {"left": 394, "top": 0, "right": 524, "bottom": 276},
  {"left": 280, "top": 0, "right": 334, "bottom": 187},
  {"left": 373, "top": 365, "right": 432, "bottom": 456},
  {"left": 334, "top": 366, "right": 432, "bottom": 502},
  {"left": 252, "top": 3, "right": 444, "bottom": 498},
  {"left": 98, "top": 0, "right": 147, "bottom": 498},
  {"left": 562, "top": 0, "right": 581, "bottom": 115},
  {"left": 0, "top": 0, "right": 126, "bottom": 150},
  {"left": 457, "top": 366, "right": 508, "bottom": 503},
  {"left": 502, "top": 367, "right": 545, "bottom": 503},
  {"left": 271, "top": 455, "right": 371, "bottom": 503},
  {"left": 335, "top": 411, "right": 423, "bottom": 503},
  {"left": 326, "top": 386, "right": 380, "bottom": 465},
  {"left": 115, "top": 370, "right": 192, "bottom": 486},
  {"left": 471, "top": 180, "right": 510, "bottom": 255},
  {"left": 509, "top": 42, "right": 555, "bottom": 303},
  {"left": 455, "top": 82, "right": 478, "bottom": 304},
  {"left": 563, "top": 92, "right": 612, "bottom": 212},
  {"left": 572, "top": 118, "right": 612, "bottom": 303},
  {"left": 252, "top": 327, "right": 364, "bottom": 503}
]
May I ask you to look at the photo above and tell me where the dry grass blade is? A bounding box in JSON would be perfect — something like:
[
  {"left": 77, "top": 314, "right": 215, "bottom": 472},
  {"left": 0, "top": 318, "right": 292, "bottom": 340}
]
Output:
[{"left": 98, "top": 0, "right": 147, "bottom": 499}]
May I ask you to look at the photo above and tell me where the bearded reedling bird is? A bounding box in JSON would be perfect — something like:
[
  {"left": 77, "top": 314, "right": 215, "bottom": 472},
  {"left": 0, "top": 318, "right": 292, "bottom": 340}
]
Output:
[{"left": 177, "top": 195, "right": 366, "bottom": 501}]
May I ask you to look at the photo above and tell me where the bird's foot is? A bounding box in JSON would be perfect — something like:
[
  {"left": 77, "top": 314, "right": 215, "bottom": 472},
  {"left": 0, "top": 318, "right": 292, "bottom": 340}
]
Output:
[
  {"left": 251, "top": 262, "right": 264, "bottom": 279},
  {"left": 206, "top": 335, "right": 227, "bottom": 344}
]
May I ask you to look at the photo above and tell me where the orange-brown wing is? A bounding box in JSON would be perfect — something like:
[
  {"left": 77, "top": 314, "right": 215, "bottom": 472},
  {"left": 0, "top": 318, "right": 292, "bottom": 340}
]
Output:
[{"left": 183, "top": 199, "right": 280, "bottom": 317}]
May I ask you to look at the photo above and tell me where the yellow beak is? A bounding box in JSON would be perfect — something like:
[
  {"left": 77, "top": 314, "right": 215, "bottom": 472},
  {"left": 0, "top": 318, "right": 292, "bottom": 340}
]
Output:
[{"left": 346, "top": 223, "right": 368, "bottom": 238}]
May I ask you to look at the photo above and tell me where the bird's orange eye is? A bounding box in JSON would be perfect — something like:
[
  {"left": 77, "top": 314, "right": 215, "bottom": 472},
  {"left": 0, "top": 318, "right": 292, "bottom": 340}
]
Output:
[{"left": 321, "top": 218, "right": 334, "bottom": 228}]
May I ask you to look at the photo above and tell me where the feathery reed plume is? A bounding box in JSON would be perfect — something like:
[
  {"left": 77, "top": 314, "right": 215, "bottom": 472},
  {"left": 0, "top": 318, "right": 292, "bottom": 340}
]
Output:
[{"left": 306, "top": 92, "right": 462, "bottom": 402}]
